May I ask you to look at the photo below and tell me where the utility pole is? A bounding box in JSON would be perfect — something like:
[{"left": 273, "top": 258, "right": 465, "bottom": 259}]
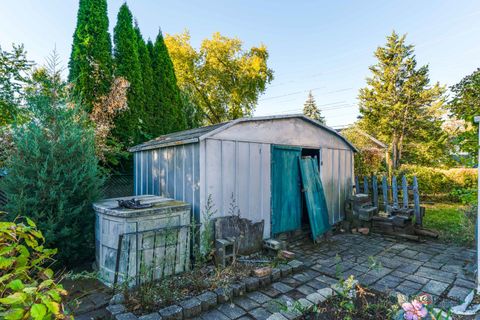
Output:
[{"left": 475, "top": 116, "right": 480, "bottom": 292}]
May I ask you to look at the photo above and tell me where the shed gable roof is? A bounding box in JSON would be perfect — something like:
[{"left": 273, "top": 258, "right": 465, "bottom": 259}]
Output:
[{"left": 129, "top": 114, "right": 357, "bottom": 152}]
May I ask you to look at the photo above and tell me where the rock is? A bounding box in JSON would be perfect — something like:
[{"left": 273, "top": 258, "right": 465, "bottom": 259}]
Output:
[
  {"left": 115, "top": 313, "right": 138, "bottom": 320},
  {"left": 109, "top": 293, "right": 125, "bottom": 305},
  {"left": 106, "top": 304, "right": 126, "bottom": 316},
  {"left": 214, "top": 216, "right": 264, "bottom": 255}
]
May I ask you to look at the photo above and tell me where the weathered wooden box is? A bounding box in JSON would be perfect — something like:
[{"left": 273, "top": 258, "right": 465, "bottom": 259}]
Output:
[{"left": 93, "top": 195, "right": 190, "bottom": 287}]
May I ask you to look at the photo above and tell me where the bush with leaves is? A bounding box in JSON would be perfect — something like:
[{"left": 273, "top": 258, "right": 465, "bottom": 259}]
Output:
[
  {"left": 0, "top": 215, "right": 71, "bottom": 319},
  {"left": 0, "top": 98, "right": 103, "bottom": 267}
]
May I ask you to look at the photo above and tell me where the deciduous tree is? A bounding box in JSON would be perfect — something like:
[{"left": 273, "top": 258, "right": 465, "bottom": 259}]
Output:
[{"left": 165, "top": 31, "right": 274, "bottom": 124}]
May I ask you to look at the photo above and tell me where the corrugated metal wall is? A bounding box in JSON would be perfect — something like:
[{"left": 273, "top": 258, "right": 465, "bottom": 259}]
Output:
[
  {"left": 320, "top": 148, "right": 354, "bottom": 224},
  {"left": 200, "top": 138, "right": 271, "bottom": 238},
  {"left": 134, "top": 143, "right": 200, "bottom": 220}
]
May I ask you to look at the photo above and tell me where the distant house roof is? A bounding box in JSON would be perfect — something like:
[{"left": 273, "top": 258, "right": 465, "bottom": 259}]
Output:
[
  {"left": 339, "top": 127, "right": 387, "bottom": 149},
  {"left": 129, "top": 114, "right": 358, "bottom": 152}
]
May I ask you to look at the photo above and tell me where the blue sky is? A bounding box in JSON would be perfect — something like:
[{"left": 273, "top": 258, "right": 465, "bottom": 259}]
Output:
[{"left": 1, "top": 1, "right": 479, "bottom": 127}]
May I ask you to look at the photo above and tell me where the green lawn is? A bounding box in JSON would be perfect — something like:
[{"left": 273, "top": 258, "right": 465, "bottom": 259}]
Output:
[{"left": 422, "top": 203, "right": 475, "bottom": 247}]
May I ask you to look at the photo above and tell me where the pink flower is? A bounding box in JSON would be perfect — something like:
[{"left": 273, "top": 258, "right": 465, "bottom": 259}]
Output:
[{"left": 402, "top": 300, "right": 428, "bottom": 320}]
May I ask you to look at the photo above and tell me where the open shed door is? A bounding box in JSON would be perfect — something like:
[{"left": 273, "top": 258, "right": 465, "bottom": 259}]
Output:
[
  {"left": 271, "top": 145, "right": 302, "bottom": 235},
  {"left": 299, "top": 156, "right": 330, "bottom": 240}
]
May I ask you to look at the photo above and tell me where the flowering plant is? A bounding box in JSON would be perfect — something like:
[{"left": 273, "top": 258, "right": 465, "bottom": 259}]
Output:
[{"left": 396, "top": 293, "right": 451, "bottom": 320}]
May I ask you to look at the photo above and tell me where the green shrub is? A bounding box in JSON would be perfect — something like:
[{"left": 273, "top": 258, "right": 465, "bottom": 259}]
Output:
[
  {"left": 0, "top": 99, "right": 104, "bottom": 267},
  {"left": 398, "top": 165, "right": 477, "bottom": 198},
  {"left": 0, "top": 215, "right": 72, "bottom": 319}
]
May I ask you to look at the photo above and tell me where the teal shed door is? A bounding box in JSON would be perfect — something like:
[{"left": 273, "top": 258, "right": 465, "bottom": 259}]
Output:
[
  {"left": 271, "top": 145, "right": 302, "bottom": 235},
  {"left": 299, "top": 157, "right": 330, "bottom": 240}
]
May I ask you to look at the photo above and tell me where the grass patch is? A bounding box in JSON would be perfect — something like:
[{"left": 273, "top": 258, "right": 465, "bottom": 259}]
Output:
[{"left": 423, "top": 202, "right": 474, "bottom": 247}]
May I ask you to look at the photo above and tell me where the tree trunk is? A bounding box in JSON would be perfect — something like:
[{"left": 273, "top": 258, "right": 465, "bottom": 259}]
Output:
[{"left": 391, "top": 134, "right": 399, "bottom": 170}]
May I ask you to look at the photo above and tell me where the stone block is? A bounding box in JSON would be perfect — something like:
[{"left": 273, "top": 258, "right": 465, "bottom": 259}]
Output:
[
  {"left": 297, "top": 298, "right": 313, "bottom": 309},
  {"left": 159, "top": 305, "right": 182, "bottom": 320},
  {"left": 279, "top": 264, "right": 293, "bottom": 277},
  {"left": 179, "top": 297, "right": 202, "bottom": 318},
  {"left": 234, "top": 296, "right": 260, "bottom": 311},
  {"left": 215, "top": 286, "right": 233, "bottom": 303},
  {"left": 264, "top": 239, "right": 286, "bottom": 251},
  {"left": 422, "top": 280, "right": 449, "bottom": 296},
  {"left": 267, "top": 313, "right": 288, "bottom": 320},
  {"left": 271, "top": 268, "right": 281, "bottom": 281},
  {"left": 259, "top": 275, "right": 272, "bottom": 287},
  {"left": 115, "top": 313, "right": 138, "bottom": 320},
  {"left": 138, "top": 313, "right": 162, "bottom": 320},
  {"left": 197, "top": 291, "right": 217, "bottom": 311},
  {"left": 447, "top": 286, "right": 471, "bottom": 302},
  {"left": 288, "top": 260, "right": 304, "bottom": 273},
  {"left": 253, "top": 267, "right": 272, "bottom": 277},
  {"left": 230, "top": 282, "right": 246, "bottom": 297},
  {"left": 280, "top": 250, "right": 295, "bottom": 259},
  {"left": 246, "top": 291, "right": 271, "bottom": 304},
  {"left": 317, "top": 287, "right": 333, "bottom": 298},
  {"left": 306, "top": 292, "right": 325, "bottom": 305},
  {"left": 272, "top": 282, "right": 293, "bottom": 294},
  {"left": 107, "top": 304, "right": 126, "bottom": 316},
  {"left": 249, "top": 307, "right": 272, "bottom": 320},
  {"left": 244, "top": 277, "right": 260, "bottom": 292},
  {"left": 109, "top": 293, "right": 125, "bottom": 305},
  {"left": 217, "top": 303, "right": 246, "bottom": 319}
]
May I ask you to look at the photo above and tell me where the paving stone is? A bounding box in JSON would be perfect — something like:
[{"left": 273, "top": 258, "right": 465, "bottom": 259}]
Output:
[
  {"left": 396, "top": 263, "right": 421, "bottom": 274},
  {"left": 284, "top": 289, "right": 306, "bottom": 301},
  {"left": 304, "top": 279, "right": 327, "bottom": 290},
  {"left": 272, "top": 282, "right": 293, "bottom": 294},
  {"left": 400, "top": 280, "right": 423, "bottom": 290},
  {"left": 235, "top": 297, "right": 260, "bottom": 311},
  {"left": 246, "top": 291, "right": 271, "bottom": 304},
  {"left": 245, "top": 277, "right": 260, "bottom": 292},
  {"left": 454, "top": 278, "right": 475, "bottom": 290},
  {"left": 281, "top": 277, "right": 302, "bottom": 288},
  {"left": 249, "top": 307, "right": 272, "bottom": 320},
  {"left": 266, "top": 313, "right": 288, "bottom": 320},
  {"left": 422, "top": 261, "right": 443, "bottom": 269},
  {"left": 201, "top": 309, "right": 229, "bottom": 320},
  {"left": 180, "top": 297, "right": 202, "bottom": 319},
  {"left": 279, "top": 264, "right": 293, "bottom": 277},
  {"left": 297, "top": 298, "right": 313, "bottom": 309},
  {"left": 295, "top": 284, "right": 316, "bottom": 295},
  {"left": 317, "top": 287, "right": 333, "bottom": 298},
  {"left": 395, "top": 284, "right": 420, "bottom": 297},
  {"left": 292, "top": 273, "right": 309, "bottom": 283},
  {"left": 436, "top": 298, "right": 460, "bottom": 310},
  {"left": 288, "top": 260, "right": 304, "bottom": 272},
  {"left": 280, "top": 308, "right": 302, "bottom": 320},
  {"left": 405, "top": 275, "right": 429, "bottom": 285},
  {"left": 447, "top": 286, "right": 472, "bottom": 302},
  {"left": 263, "top": 299, "right": 283, "bottom": 314},
  {"left": 416, "top": 267, "right": 455, "bottom": 282},
  {"left": 261, "top": 285, "right": 282, "bottom": 298},
  {"left": 422, "top": 280, "right": 450, "bottom": 296},
  {"left": 116, "top": 313, "right": 138, "bottom": 320},
  {"left": 159, "top": 305, "right": 183, "bottom": 320},
  {"left": 305, "top": 292, "right": 325, "bottom": 304},
  {"left": 107, "top": 305, "right": 126, "bottom": 316},
  {"left": 217, "top": 302, "right": 247, "bottom": 319},
  {"left": 216, "top": 287, "right": 234, "bottom": 304},
  {"left": 390, "top": 270, "right": 408, "bottom": 279},
  {"left": 138, "top": 313, "right": 162, "bottom": 320},
  {"left": 197, "top": 291, "right": 218, "bottom": 311}
]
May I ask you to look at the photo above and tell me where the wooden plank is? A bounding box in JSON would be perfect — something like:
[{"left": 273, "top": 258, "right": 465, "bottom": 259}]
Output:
[
  {"left": 413, "top": 176, "right": 421, "bottom": 225},
  {"left": 382, "top": 176, "right": 389, "bottom": 209},
  {"left": 363, "top": 176, "right": 369, "bottom": 195},
  {"left": 402, "top": 176, "right": 409, "bottom": 208},
  {"left": 392, "top": 176, "right": 399, "bottom": 208},
  {"left": 372, "top": 175, "right": 378, "bottom": 208},
  {"left": 355, "top": 176, "right": 360, "bottom": 194}
]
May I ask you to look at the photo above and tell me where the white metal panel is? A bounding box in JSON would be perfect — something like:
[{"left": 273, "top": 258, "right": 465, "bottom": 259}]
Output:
[{"left": 202, "top": 138, "right": 271, "bottom": 238}]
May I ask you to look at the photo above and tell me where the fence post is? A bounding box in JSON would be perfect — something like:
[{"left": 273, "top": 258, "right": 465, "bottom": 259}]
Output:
[
  {"left": 392, "top": 176, "right": 399, "bottom": 208},
  {"left": 372, "top": 175, "right": 378, "bottom": 208},
  {"left": 402, "top": 176, "right": 409, "bottom": 209},
  {"left": 382, "top": 176, "right": 389, "bottom": 210},
  {"left": 363, "top": 176, "right": 369, "bottom": 195},
  {"left": 413, "top": 176, "right": 421, "bottom": 225},
  {"left": 355, "top": 176, "right": 360, "bottom": 194}
]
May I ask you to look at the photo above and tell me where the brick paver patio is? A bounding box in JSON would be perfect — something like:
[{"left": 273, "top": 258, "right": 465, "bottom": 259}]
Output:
[{"left": 196, "top": 233, "right": 476, "bottom": 320}]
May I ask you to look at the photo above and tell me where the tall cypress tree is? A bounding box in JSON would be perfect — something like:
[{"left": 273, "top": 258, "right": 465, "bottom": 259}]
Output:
[
  {"left": 112, "top": 3, "right": 145, "bottom": 146},
  {"left": 69, "top": 0, "right": 113, "bottom": 112},
  {"left": 134, "top": 24, "right": 155, "bottom": 136},
  {"left": 151, "top": 30, "right": 186, "bottom": 135}
]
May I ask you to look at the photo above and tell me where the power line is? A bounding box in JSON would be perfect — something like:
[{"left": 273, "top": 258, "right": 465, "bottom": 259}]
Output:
[{"left": 259, "top": 87, "right": 354, "bottom": 102}]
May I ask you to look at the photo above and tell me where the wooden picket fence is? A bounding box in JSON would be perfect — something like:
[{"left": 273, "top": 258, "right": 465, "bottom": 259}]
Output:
[{"left": 355, "top": 175, "right": 422, "bottom": 225}]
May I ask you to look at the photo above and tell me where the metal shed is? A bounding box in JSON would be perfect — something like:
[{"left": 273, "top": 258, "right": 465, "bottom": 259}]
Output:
[{"left": 129, "top": 115, "right": 356, "bottom": 239}]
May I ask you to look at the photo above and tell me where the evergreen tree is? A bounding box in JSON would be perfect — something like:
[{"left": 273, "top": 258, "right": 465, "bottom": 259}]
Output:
[
  {"left": 134, "top": 23, "right": 156, "bottom": 136},
  {"left": 358, "top": 31, "right": 445, "bottom": 169},
  {"left": 1, "top": 98, "right": 103, "bottom": 267},
  {"left": 68, "top": 0, "right": 113, "bottom": 113},
  {"left": 112, "top": 3, "right": 145, "bottom": 146},
  {"left": 151, "top": 30, "right": 186, "bottom": 135},
  {"left": 303, "top": 91, "right": 325, "bottom": 124}
]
